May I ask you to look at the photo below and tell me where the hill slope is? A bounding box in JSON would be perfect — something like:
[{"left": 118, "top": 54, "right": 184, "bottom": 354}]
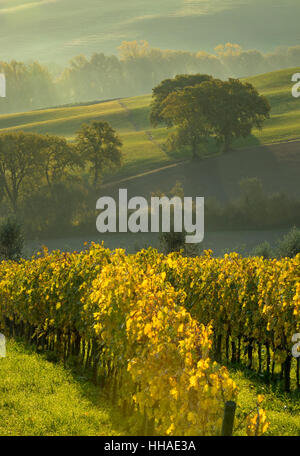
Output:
[
  {"left": 0, "top": 67, "right": 299, "bottom": 181},
  {"left": 1, "top": 0, "right": 299, "bottom": 63}
]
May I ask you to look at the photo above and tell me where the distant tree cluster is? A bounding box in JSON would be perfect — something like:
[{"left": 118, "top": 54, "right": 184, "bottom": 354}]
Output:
[
  {"left": 156, "top": 179, "right": 300, "bottom": 258},
  {"left": 1, "top": 40, "right": 300, "bottom": 114},
  {"left": 252, "top": 227, "right": 300, "bottom": 259},
  {"left": 0, "top": 122, "right": 122, "bottom": 237},
  {"left": 0, "top": 61, "right": 58, "bottom": 113},
  {"left": 205, "top": 178, "right": 300, "bottom": 232},
  {"left": 157, "top": 179, "right": 300, "bottom": 257}
]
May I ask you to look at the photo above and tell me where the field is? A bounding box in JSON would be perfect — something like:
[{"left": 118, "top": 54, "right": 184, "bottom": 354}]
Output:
[{"left": 0, "top": 67, "right": 300, "bottom": 184}]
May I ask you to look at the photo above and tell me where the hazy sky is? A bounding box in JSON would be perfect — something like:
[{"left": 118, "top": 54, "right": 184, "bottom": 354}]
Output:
[{"left": 0, "top": 0, "right": 299, "bottom": 63}]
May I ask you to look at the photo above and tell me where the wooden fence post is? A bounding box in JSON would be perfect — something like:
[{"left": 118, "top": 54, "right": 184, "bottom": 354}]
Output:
[{"left": 221, "top": 401, "right": 236, "bottom": 436}]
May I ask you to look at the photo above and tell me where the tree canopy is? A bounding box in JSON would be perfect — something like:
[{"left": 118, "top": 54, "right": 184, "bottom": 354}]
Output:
[
  {"left": 150, "top": 74, "right": 213, "bottom": 127},
  {"left": 0, "top": 132, "right": 44, "bottom": 213},
  {"left": 151, "top": 74, "right": 270, "bottom": 157},
  {"left": 75, "top": 121, "right": 122, "bottom": 188}
]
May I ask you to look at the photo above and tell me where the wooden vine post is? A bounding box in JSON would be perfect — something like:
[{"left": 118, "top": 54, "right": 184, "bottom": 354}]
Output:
[{"left": 221, "top": 401, "right": 236, "bottom": 436}]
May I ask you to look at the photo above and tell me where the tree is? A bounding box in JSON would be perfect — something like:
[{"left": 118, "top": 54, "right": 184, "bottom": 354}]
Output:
[
  {"left": 75, "top": 121, "right": 122, "bottom": 188},
  {"left": 0, "top": 132, "right": 44, "bottom": 213},
  {"left": 0, "top": 60, "right": 58, "bottom": 114},
  {"left": 238, "top": 177, "right": 267, "bottom": 228},
  {"left": 153, "top": 76, "right": 270, "bottom": 155},
  {"left": 150, "top": 74, "right": 213, "bottom": 127},
  {"left": 158, "top": 181, "right": 201, "bottom": 256},
  {"left": 59, "top": 53, "right": 123, "bottom": 102},
  {"left": 277, "top": 226, "right": 300, "bottom": 258},
  {"left": 0, "top": 218, "right": 24, "bottom": 261},
  {"left": 159, "top": 88, "right": 212, "bottom": 160},
  {"left": 40, "top": 135, "right": 81, "bottom": 188},
  {"left": 251, "top": 241, "right": 274, "bottom": 259},
  {"left": 190, "top": 78, "right": 271, "bottom": 153}
]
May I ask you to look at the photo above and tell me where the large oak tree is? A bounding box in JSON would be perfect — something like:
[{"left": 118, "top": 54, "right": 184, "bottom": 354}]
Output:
[
  {"left": 191, "top": 78, "right": 271, "bottom": 153},
  {"left": 151, "top": 75, "right": 271, "bottom": 157}
]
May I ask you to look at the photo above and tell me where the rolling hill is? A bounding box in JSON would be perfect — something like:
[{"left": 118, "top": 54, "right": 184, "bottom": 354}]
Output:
[
  {"left": 0, "top": 67, "right": 300, "bottom": 184},
  {"left": 0, "top": 0, "right": 299, "bottom": 64}
]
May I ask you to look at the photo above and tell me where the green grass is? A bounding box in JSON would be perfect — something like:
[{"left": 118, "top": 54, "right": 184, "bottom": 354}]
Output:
[
  {"left": 1, "top": 338, "right": 300, "bottom": 436},
  {"left": 230, "top": 366, "right": 300, "bottom": 436},
  {"left": 0, "top": 100, "right": 132, "bottom": 138},
  {"left": 0, "top": 338, "right": 125, "bottom": 436},
  {"left": 0, "top": 67, "right": 300, "bottom": 180},
  {"left": 243, "top": 67, "right": 300, "bottom": 145}
]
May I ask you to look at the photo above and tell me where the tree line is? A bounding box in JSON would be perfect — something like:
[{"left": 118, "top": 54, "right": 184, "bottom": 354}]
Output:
[
  {"left": 156, "top": 180, "right": 300, "bottom": 258},
  {"left": 1, "top": 40, "right": 300, "bottom": 114},
  {"left": 0, "top": 122, "right": 122, "bottom": 237}
]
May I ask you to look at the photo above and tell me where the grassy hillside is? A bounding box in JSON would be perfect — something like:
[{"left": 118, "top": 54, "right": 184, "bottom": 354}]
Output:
[
  {"left": 245, "top": 67, "right": 300, "bottom": 144},
  {"left": 1, "top": 0, "right": 299, "bottom": 64},
  {"left": 0, "top": 68, "right": 300, "bottom": 180}
]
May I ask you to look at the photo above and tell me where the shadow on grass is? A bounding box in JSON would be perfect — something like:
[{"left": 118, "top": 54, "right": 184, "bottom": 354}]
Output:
[{"left": 226, "top": 360, "right": 300, "bottom": 403}]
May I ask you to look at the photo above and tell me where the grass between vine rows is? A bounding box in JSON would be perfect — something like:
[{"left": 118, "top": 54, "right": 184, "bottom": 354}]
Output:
[
  {"left": 0, "top": 338, "right": 126, "bottom": 436},
  {"left": 0, "top": 338, "right": 300, "bottom": 436}
]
